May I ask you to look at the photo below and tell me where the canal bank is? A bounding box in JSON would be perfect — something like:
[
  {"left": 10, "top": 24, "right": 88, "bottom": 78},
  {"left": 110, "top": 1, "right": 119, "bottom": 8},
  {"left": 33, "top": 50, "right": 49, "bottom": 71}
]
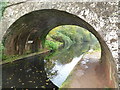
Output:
[
  {"left": 1, "top": 50, "right": 51, "bottom": 65},
  {"left": 60, "top": 51, "right": 114, "bottom": 88},
  {"left": 2, "top": 42, "right": 96, "bottom": 88},
  {"left": 2, "top": 51, "right": 58, "bottom": 89}
]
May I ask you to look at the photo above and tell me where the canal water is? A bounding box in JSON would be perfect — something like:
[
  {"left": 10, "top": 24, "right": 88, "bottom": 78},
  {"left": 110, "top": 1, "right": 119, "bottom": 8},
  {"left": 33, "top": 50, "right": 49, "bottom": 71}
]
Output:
[{"left": 2, "top": 42, "right": 95, "bottom": 88}]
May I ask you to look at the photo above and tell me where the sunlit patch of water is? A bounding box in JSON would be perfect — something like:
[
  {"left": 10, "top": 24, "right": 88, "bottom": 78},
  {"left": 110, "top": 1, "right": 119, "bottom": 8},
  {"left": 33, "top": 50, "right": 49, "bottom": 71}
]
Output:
[{"left": 46, "top": 55, "right": 83, "bottom": 87}]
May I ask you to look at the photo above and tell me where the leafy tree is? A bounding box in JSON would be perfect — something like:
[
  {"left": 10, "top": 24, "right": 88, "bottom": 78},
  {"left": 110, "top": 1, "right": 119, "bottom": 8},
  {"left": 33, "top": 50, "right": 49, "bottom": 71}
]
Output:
[{"left": 44, "top": 25, "right": 98, "bottom": 51}]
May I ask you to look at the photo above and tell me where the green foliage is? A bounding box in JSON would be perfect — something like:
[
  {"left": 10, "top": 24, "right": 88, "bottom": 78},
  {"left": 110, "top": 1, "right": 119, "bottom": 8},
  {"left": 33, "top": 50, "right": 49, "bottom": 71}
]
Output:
[
  {"left": 0, "top": 42, "right": 25, "bottom": 61},
  {"left": 44, "top": 25, "right": 101, "bottom": 65},
  {"left": 0, "top": 1, "right": 8, "bottom": 20},
  {"left": 45, "top": 25, "right": 99, "bottom": 50},
  {"left": 0, "top": 42, "right": 8, "bottom": 60},
  {"left": 1, "top": 25, "right": 101, "bottom": 64},
  {"left": 0, "top": 42, "right": 4, "bottom": 53},
  {"left": 45, "top": 40, "right": 62, "bottom": 50},
  {"left": 93, "top": 42, "right": 101, "bottom": 51}
]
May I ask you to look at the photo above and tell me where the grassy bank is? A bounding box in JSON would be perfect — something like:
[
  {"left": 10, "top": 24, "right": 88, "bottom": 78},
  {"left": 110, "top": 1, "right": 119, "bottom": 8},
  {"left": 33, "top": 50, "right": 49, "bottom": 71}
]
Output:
[
  {"left": 1, "top": 50, "right": 50, "bottom": 65},
  {"left": 1, "top": 25, "right": 101, "bottom": 65}
]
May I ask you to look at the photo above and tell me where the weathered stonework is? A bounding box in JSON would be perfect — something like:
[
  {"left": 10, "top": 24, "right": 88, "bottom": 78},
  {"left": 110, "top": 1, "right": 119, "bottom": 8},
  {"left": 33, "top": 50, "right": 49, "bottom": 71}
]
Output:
[
  {"left": 1, "top": 1, "right": 119, "bottom": 64},
  {"left": 0, "top": 1, "right": 119, "bottom": 87}
]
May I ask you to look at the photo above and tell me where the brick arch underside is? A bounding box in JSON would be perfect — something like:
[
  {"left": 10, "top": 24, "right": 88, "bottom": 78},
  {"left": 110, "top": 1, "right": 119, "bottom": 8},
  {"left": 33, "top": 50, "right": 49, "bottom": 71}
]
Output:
[{"left": 2, "top": 9, "right": 118, "bottom": 88}]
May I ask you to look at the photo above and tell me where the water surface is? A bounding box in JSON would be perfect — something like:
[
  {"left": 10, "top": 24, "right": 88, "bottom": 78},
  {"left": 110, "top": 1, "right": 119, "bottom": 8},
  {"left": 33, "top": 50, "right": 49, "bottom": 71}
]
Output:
[
  {"left": 2, "top": 42, "right": 95, "bottom": 88},
  {"left": 44, "top": 42, "right": 92, "bottom": 87}
]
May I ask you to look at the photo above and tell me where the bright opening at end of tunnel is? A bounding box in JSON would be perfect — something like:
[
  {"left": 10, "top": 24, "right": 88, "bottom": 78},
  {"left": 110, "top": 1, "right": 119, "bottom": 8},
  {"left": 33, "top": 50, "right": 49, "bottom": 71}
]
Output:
[
  {"left": 44, "top": 25, "right": 101, "bottom": 87},
  {"left": 1, "top": 9, "right": 117, "bottom": 88}
]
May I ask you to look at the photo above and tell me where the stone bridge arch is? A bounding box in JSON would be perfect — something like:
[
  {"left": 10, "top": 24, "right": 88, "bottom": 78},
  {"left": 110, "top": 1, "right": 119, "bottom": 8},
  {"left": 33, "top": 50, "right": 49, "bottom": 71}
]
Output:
[{"left": 2, "top": 9, "right": 118, "bottom": 88}]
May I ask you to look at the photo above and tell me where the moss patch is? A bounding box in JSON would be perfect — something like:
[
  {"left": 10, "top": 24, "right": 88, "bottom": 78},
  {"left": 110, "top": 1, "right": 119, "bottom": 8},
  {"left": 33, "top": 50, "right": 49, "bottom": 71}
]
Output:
[{"left": 1, "top": 50, "right": 50, "bottom": 65}]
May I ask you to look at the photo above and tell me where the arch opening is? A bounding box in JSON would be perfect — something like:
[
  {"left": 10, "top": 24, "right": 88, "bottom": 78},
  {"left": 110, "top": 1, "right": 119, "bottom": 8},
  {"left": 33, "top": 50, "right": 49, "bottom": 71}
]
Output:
[
  {"left": 1, "top": 9, "right": 118, "bottom": 88},
  {"left": 44, "top": 25, "right": 102, "bottom": 87}
]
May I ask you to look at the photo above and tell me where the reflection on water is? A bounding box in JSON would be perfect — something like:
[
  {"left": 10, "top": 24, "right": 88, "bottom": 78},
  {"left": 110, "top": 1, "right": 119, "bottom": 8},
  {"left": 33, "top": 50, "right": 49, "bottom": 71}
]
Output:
[
  {"left": 44, "top": 42, "right": 94, "bottom": 87},
  {"left": 2, "top": 41, "right": 97, "bottom": 88},
  {"left": 47, "top": 55, "right": 83, "bottom": 87},
  {"left": 2, "top": 55, "right": 58, "bottom": 89}
]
